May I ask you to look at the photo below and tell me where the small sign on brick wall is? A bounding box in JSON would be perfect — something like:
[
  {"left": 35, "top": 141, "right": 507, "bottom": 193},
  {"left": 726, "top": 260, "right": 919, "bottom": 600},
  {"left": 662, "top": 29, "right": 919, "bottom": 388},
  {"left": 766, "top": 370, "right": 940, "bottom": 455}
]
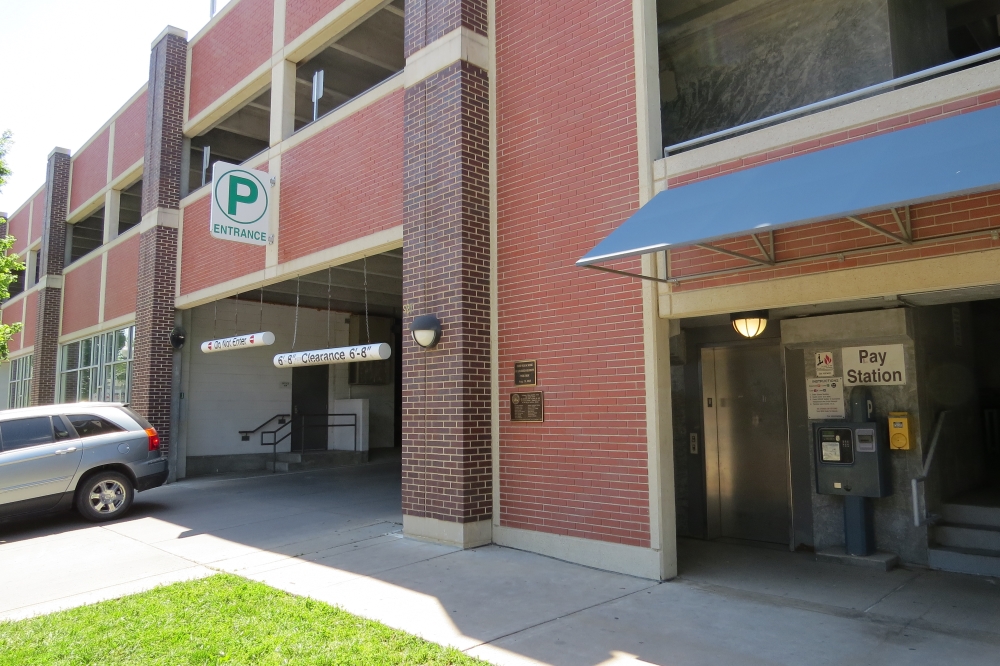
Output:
[{"left": 510, "top": 391, "right": 544, "bottom": 422}]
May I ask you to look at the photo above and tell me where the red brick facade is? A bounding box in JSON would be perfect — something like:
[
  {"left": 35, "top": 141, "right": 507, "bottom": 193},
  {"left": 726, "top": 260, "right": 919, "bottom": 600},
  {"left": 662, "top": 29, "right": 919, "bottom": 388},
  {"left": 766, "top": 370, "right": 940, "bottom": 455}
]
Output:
[
  {"left": 188, "top": 0, "right": 273, "bottom": 118},
  {"left": 112, "top": 90, "right": 149, "bottom": 179},
  {"left": 132, "top": 31, "right": 187, "bottom": 455},
  {"left": 30, "top": 190, "right": 45, "bottom": 246},
  {"left": 278, "top": 92, "right": 404, "bottom": 264},
  {"left": 401, "top": 57, "right": 492, "bottom": 525},
  {"left": 493, "top": 0, "right": 650, "bottom": 546},
  {"left": 180, "top": 195, "right": 265, "bottom": 296},
  {"left": 7, "top": 206, "right": 30, "bottom": 255},
  {"left": 284, "top": 0, "right": 344, "bottom": 44},
  {"left": 31, "top": 150, "right": 71, "bottom": 405},
  {"left": 3, "top": 300, "right": 24, "bottom": 354},
  {"left": 61, "top": 257, "right": 102, "bottom": 335},
  {"left": 103, "top": 234, "right": 140, "bottom": 321},
  {"left": 69, "top": 129, "right": 109, "bottom": 214}
]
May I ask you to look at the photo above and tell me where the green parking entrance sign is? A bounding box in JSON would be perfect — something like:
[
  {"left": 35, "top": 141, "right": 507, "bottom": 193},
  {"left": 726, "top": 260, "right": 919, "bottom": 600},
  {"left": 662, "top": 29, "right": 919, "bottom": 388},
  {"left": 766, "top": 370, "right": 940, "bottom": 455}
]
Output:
[{"left": 210, "top": 162, "right": 270, "bottom": 246}]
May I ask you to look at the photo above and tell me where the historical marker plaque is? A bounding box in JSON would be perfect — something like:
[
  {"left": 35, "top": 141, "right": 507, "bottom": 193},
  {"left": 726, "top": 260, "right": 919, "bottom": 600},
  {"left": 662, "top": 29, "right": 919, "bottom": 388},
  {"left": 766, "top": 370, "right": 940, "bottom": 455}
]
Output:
[
  {"left": 510, "top": 391, "right": 544, "bottom": 422},
  {"left": 514, "top": 360, "right": 537, "bottom": 386}
]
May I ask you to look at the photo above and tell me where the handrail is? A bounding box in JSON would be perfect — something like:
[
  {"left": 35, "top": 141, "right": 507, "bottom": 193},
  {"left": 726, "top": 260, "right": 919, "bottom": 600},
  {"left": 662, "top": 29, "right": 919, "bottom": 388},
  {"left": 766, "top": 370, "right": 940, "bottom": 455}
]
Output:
[
  {"left": 663, "top": 45, "right": 1000, "bottom": 157},
  {"left": 239, "top": 413, "right": 290, "bottom": 439},
  {"left": 912, "top": 411, "right": 948, "bottom": 527}
]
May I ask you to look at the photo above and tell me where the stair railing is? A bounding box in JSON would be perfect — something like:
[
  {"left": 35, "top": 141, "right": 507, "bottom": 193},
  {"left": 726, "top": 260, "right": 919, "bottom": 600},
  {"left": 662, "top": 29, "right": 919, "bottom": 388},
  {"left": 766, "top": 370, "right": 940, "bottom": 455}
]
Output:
[
  {"left": 238, "top": 414, "right": 292, "bottom": 473},
  {"left": 912, "top": 411, "right": 948, "bottom": 527}
]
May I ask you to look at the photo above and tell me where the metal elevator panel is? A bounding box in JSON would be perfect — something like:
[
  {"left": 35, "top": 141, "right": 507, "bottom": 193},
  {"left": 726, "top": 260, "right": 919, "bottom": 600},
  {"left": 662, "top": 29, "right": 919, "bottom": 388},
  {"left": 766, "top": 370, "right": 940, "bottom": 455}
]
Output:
[{"left": 702, "top": 344, "right": 791, "bottom": 545}]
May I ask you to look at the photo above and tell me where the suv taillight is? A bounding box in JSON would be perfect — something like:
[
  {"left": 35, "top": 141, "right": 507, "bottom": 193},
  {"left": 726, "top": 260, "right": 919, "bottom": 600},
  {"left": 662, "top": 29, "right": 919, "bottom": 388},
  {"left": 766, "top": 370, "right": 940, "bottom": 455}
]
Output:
[{"left": 145, "top": 427, "right": 160, "bottom": 452}]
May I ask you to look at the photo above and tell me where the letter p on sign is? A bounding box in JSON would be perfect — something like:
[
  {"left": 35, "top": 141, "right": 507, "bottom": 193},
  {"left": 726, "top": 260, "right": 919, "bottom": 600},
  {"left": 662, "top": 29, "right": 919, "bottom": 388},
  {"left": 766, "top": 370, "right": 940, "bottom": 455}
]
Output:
[{"left": 210, "top": 162, "right": 270, "bottom": 246}]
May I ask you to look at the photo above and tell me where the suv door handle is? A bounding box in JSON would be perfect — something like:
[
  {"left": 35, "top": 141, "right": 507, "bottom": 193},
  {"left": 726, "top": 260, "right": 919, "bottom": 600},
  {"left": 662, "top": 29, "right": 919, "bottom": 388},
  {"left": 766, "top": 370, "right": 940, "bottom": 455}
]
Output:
[{"left": 54, "top": 447, "right": 78, "bottom": 455}]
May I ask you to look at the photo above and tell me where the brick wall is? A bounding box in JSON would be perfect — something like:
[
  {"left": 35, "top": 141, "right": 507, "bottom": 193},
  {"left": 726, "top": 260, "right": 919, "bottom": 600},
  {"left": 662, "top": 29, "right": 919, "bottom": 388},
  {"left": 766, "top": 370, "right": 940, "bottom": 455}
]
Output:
[
  {"left": 278, "top": 91, "right": 404, "bottom": 264},
  {"left": 402, "top": 59, "right": 492, "bottom": 525},
  {"left": 104, "top": 234, "right": 140, "bottom": 320},
  {"left": 3, "top": 301, "right": 24, "bottom": 353},
  {"left": 69, "top": 129, "right": 109, "bottom": 214},
  {"left": 180, "top": 195, "right": 265, "bottom": 295},
  {"left": 284, "top": 0, "right": 345, "bottom": 44},
  {"left": 495, "top": 0, "right": 651, "bottom": 546},
  {"left": 7, "top": 207, "right": 30, "bottom": 255},
  {"left": 132, "top": 30, "right": 187, "bottom": 455},
  {"left": 21, "top": 292, "right": 37, "bottom": 352},
  {"left": 189, "top": 0, "right": 273, "bottom": 119},
  {"left": 113, "top": 91, "right": 148, "bottom": 179},
  {"left": 404, "top": 0, "right": 487, "bottom": 57},
  {"left": 30, "top": 190, "right": 45, "bottom": 246},
  {"left": 61, "top": 257, "right": 102, "bottom": 335}
]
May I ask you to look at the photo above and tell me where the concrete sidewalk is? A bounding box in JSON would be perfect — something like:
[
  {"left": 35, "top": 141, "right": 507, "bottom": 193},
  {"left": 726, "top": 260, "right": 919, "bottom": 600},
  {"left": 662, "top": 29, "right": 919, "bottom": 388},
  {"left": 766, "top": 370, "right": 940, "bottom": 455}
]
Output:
[{"left": 2, "top": 462, "right": 999, "bottom": 665}]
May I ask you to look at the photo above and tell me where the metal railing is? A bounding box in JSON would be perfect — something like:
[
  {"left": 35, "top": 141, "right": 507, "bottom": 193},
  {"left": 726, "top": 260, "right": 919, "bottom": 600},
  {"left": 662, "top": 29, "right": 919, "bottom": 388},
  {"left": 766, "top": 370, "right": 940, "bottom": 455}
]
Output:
[
  {"left": 912, "top": 411, "right": 948, "bottom": 527},
  {"left": 241, "top": 412, "right": 360, "bottom": 472},
  {"left": 664, "top": 46, "right": 1000, "bottom": 157}
]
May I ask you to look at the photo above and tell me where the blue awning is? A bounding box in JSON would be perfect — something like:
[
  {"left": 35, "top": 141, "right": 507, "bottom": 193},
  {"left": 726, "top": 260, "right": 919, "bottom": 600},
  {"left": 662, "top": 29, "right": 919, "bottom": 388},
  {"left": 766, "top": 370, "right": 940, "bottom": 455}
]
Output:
[{"left": 577, "top": 104, "right": 1000, "bottom": 266}]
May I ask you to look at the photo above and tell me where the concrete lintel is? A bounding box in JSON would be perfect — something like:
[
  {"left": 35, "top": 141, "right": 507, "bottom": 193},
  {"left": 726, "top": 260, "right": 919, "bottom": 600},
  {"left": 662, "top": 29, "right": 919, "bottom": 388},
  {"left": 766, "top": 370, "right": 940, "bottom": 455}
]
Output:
[
  {"left": 37, "top": 275, "right": 64, "bottom": 290},
  {"left": 404, "top": 27, "right": 490, "bottom": 88},
  {"left": 403, "top": 515, "right": 492, "bottom": 549},
  {"left": 493, "top": 525, "right": 665, "bottom": 580},
  {"left": 138, "top": 207, "right": 181, "bottom": 235},
  {"left": 48, "top": 147, "right": 71, "bottom": 158},
  {"left": 152, "top": 25, "right": 188, "bottom": 49}
]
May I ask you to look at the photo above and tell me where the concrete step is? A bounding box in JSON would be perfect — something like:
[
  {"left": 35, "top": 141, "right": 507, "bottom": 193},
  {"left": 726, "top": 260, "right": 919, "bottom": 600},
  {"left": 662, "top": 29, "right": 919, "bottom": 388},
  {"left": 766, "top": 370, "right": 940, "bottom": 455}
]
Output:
[
  {"left": 934, "top": 523, "right": 1000, "bottom": 551},
  {"left": 928, "top": 546, "right": 1000, "bottom": 577},
  {"left": 265, "top": 451, "right": 368, "bottom": 473},
  {"left": 940, "top": 503, "right": 1000, "bottom": 529}
]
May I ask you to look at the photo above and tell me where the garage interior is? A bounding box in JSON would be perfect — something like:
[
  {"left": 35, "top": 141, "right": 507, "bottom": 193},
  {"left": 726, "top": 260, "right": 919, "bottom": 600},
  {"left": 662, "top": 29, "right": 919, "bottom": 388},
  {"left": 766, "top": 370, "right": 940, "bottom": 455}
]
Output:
[
  {"left": 174, "top": 250, "right": 403, "bottom": 478},
  {"left": 670, "top": 286, "right": 1000, "bottom": 576}
]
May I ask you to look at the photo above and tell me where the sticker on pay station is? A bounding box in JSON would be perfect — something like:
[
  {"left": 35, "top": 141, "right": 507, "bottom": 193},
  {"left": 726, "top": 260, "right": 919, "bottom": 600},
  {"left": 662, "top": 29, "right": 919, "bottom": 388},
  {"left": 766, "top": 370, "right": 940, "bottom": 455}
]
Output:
[{"left": 210, "top": 162, "right": 269, "bottom": 246}]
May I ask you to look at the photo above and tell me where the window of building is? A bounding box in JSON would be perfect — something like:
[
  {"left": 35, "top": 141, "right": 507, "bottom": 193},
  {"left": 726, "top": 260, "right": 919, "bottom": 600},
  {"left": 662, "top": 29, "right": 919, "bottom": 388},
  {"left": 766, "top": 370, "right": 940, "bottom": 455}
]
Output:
[
  {"left": 118, "top": 179, "right": 143, "bottom": 235},
  {"left": 60, "top": 325, "right": 135, "bottom": 404},
  {"left": 7, "top": 354, "right": 32, "bottom": 409},
  {"left": 68, "top": 206, "right": 105, "bottom": 264},
  {"left": 294, "top": 0, "right": 404, "bottom": 131},
  {"left": 6, "top": 267, "right": 25, "bottom": 300}
]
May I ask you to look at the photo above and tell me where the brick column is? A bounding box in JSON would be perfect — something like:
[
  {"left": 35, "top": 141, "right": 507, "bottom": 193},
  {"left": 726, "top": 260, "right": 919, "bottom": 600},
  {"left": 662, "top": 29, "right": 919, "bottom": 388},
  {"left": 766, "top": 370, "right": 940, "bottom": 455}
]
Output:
[
  {"left": 401, "top": 0, "right": 493, "bottom": 547},
  {"left": 30, "top": 147, "right": 71, "bottom": 405},
  {"left": 131, "top": 27, "right": 186, "bottom": 457}
]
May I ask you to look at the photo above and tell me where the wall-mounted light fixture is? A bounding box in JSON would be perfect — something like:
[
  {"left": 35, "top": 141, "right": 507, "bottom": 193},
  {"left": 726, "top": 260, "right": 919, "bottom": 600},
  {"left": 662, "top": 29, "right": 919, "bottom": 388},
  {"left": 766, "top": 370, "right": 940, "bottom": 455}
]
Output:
[
  {"left": 410, "top": 314, "right": 442, "bottom": 348},
  {"left": 169, "top": 325, "right": 187, "bottom": 350},
  {"left": 731, "top": 310, "right": 768, "bottom": 338}
]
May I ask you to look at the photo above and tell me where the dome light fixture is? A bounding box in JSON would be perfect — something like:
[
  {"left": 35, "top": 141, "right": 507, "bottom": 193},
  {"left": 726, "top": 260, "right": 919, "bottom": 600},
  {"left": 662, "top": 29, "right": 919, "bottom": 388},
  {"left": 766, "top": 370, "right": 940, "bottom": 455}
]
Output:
[
  {"left": 410, "top": 314, "right": 442, "bottom": 349},
  {"left": 731, "top": 310, "right": 769, "bottom": 338}
]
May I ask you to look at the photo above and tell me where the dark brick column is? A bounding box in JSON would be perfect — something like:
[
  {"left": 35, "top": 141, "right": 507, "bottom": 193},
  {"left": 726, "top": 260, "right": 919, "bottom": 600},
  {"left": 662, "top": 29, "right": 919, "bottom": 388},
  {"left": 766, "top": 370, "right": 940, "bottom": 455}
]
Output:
[
  {"left": 402, "top": 0, "right": 492, "bottom": 546},
  {"left": 30, "top": 147, "right": 70, "bottom": 405},
  {"left": 131, "top": 28, "right": 186, "bottom": 455}
]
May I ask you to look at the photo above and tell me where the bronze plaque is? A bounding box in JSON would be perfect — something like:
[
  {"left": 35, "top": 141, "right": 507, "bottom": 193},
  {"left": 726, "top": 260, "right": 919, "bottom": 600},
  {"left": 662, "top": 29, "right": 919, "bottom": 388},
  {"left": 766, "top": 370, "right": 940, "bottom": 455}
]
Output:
[
  {"left": 514, "top": 360, "right": 537, "bottom": 386},
  {"left": 510, "top": 391, "right": 544, "bottom": 422}
]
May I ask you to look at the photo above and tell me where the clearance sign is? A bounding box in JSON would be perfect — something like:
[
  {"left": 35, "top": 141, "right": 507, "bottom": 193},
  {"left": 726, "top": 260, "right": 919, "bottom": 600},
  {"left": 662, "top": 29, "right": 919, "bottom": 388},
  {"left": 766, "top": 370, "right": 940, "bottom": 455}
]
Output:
[{"left": 210, "top": 162, "right": 269, "bottom": 246}]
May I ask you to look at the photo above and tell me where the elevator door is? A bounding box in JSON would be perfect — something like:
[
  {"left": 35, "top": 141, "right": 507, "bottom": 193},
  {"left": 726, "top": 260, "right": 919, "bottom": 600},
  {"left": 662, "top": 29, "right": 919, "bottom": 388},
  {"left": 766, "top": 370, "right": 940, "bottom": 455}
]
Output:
[{"left": 702, "top": 344, "right": 791, "bottom": 545}]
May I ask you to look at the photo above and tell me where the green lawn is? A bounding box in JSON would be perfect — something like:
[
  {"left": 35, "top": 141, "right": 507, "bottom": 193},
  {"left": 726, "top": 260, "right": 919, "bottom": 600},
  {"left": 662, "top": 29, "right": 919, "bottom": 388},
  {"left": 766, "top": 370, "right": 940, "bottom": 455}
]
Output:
[{"left": 0, "top": 574, "right": 488, "bottom": 665}]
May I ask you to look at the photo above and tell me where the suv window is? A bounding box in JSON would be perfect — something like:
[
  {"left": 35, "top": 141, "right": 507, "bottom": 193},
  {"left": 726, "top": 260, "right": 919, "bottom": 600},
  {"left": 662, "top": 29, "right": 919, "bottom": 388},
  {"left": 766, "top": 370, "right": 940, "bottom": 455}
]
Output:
[
  {"left": 53, "top": 415, "right": 74, "bottom": 440},
  {"left": 0, "top": 417, "right": 55, "bottom": 451},
  {"left": 66, "top": 414, "right": 125, "bottom": 438}
]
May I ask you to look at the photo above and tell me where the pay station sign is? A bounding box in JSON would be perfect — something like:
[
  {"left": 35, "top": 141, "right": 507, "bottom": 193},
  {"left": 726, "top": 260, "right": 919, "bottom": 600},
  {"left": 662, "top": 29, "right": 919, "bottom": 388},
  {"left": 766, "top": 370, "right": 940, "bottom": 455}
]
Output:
[
  {"left": 210, "top": 162, "right": 269, "bottom": 245},
  {"left": 842, "top": 344, "right": 906, "bottom": 385}
]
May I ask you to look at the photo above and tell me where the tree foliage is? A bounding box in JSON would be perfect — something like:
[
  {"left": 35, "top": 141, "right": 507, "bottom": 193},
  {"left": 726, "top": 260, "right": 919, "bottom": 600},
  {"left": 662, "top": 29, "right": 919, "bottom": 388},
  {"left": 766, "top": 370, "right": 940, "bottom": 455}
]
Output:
[{"left": 0, "top": 130, "right": 26, "bottom": 362}]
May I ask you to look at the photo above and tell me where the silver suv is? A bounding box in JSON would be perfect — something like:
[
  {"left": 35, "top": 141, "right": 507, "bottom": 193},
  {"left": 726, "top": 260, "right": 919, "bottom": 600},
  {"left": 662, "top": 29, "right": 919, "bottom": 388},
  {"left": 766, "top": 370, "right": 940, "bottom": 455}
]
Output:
[{"left": 0, "top": 403, "right": 167, "bottom": 522}]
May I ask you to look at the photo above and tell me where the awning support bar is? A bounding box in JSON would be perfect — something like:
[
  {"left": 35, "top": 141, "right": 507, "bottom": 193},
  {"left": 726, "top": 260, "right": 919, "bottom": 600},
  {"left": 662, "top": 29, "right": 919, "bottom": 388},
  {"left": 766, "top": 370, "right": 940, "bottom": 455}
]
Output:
[
  {"left": 847, "top": 215, "right": 912, "bottom": 245},
  {"left": 891, "top": 206, "right": 912, "bottom": 242},
  {"left": 581, "top": 264, "right": 677, "bottom": 284},
  {"left": 696, "top": 242, "right": 774, "bottom": 266}
]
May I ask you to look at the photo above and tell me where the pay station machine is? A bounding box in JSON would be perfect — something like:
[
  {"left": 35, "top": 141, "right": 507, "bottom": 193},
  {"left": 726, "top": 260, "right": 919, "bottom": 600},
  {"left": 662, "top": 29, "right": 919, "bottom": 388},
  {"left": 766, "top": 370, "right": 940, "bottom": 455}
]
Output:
[{"left": 814, "top": 387, "right": 891, "bottom": 556}]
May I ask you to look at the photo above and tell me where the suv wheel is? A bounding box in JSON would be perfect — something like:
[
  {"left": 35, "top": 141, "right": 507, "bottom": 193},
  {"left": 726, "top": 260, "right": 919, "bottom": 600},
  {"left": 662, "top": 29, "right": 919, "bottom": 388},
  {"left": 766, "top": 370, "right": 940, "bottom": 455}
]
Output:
[{"left": 76, "top": 471, "right": 134, "bottom": 522}]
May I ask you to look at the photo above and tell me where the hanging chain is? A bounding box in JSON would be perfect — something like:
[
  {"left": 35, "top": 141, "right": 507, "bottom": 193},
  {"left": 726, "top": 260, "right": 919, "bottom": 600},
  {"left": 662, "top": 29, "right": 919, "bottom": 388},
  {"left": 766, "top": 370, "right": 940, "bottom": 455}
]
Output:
[
  {"left": 259, "top": 287, "right": 264, "bottom": 332},
  {"left": 326, "top": 267, "right": 332, "bottom": 348},
  {"left": 213, "top": 301, "right": 218, "bottom": 339},
  {"left": 234, "top": 291, "right": 239, "bottom": 335},
  {"left": 363, "top": 256, "right": 371, "bottom": 344},
  {"left": 291, "top": 276, "right": 300, "bottom": 351}
]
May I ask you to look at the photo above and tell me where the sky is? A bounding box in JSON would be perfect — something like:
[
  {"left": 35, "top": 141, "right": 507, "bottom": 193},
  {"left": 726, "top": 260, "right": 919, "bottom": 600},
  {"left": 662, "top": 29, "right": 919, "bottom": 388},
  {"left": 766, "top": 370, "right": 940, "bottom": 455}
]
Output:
[{"left": 0, "top": 0, "right": 233, "bottom": 215}]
